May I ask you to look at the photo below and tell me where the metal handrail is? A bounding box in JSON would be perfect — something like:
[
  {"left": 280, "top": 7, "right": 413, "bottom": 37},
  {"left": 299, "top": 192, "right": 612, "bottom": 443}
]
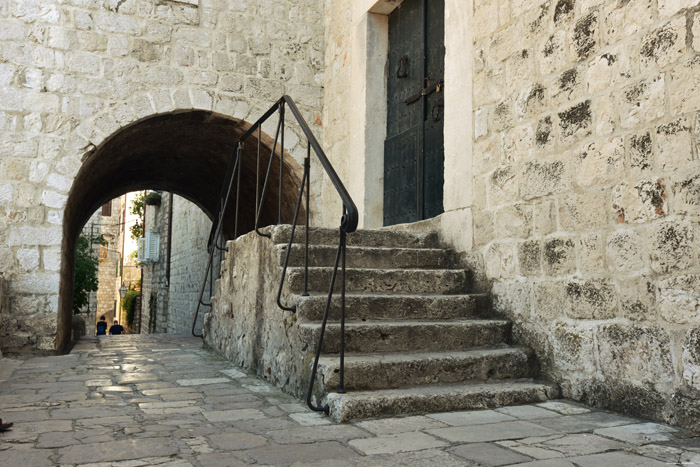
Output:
[{"left": 191, "top": 95, "right": 357, "bottom": 414}]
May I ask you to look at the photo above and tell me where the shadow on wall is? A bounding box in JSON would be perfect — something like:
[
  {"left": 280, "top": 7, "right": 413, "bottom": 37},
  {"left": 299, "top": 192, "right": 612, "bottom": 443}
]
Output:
[{"left": 57, "top": 110, "right": 305, "bottom": 353}]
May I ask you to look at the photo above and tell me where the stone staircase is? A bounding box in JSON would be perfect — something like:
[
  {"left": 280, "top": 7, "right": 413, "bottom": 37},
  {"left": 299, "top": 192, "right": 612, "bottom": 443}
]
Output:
[{"left": 272, "top": 227, "right": 559, "bottom": 422}]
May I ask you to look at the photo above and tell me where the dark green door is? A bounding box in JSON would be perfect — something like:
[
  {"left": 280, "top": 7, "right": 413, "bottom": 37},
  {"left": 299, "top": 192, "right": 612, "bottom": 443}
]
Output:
[{"left": 384, "top": 0, "right": 445, "bottom": 226}]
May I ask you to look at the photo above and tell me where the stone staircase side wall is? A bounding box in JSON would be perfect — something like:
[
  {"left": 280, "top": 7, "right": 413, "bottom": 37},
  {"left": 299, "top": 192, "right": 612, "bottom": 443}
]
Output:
[{"left": 204, "top": 228, "right": 310, "bottom": 399}]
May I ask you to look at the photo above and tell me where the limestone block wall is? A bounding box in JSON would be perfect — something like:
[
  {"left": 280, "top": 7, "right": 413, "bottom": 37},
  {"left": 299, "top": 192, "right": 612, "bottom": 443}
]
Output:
[
  {"left": 167, "top": 194, "right": 212, "bottom": 334},
  {"left": 472, "top": 0, "right": 700, "bottom": 427},
  {"left": 0, "top": 0, "right": 325, "bottom": 353},
  {"left": 141, "top": 193, "right": 170, "bottom": 334}
]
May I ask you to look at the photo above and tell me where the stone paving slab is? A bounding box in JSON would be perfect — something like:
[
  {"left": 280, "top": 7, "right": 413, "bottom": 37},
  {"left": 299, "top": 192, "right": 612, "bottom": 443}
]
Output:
[{"left": 0, "top": 334, "right": 697, "bottom": 466}]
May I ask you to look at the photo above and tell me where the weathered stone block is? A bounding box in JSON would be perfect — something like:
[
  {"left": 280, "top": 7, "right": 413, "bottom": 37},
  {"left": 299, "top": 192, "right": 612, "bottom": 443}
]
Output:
[
  {"left": 597, "top": 324, "right": 674, "bottom": 387},
  {"left": 658, "top": 275, "right": 700, "bottom": 324},
  {"left": 475, "top": 137, "right": 502, "bottom": 175},
  {"left": 485, "top": 241, "right": 517, "bottom": 279},
  {"left": 535, "top": 115, "right": 555, "bottom": 152},
  {"left": 515, "top": 83, "right": 547, "bottom": 121},
  {"left": 491, "top": 98, "right": 514, "bottom": 133},
  {"left": 501, "top": 124, "right": 533, "bottom": 164},
  {"left": 606, "top": 228, "right": 645, "bottom": 271},
  {"left": 534, "top": 199, "right": 557, "bottom": 236},
  {"left": 565, "top": 279, "right": 617, "bottom": 319},
  {"left": 7, "top": 226, "right": 61, "bottom": 246},
  {"left": 519, "top": 159, "right": 568, "bottom": 201},
  {"left": 473, "top": 210, "right": 494, "bottom": 247},
  {"left": 489, "top": 21, "right": 525, "bottom": 63},
  {"left": 673, "top": 173, "right": 700, "bottom": 215},
  {"left": 552, "top": 67, "right": 584, "bottom": 108},
  {"left": 489, "top": 166, "right": 518, "bottom": 206},
  {"left": 559, "top": 100, "right": 592, "bottom": 146},
  {"left": 474, "top": 107, "right": 488, "bottom": 140},
  {"left": 552, "top": 320, "right": 597, "bottom": 376},
  {"left": 42, "top": 247, "right": 61, "bottom": 272},
  {"left": 554, "top": 0, "right": 576, "bottom": 25},
  {"left": 619, "top": 75, "right": 665, "bottom": 129},
  {"left": 474, "top": 64, "right": 505, "bottom": 107},
  {"left": 694, "top": 11, "right": 700, "bottom": 52},
  {"left": 577, "top": 234, "right": 604, "bottom": 275},
  {"left": 640, "top": 16, "right": 686, "bottom": 70},
  {"left": 586, "top": 45, "right": 634, "bottom": 93},
  {"left": 12, "top": 0, "right": 60, "bottom": 24},
  {"left": 570, "top": 11, "right": 598, "bottom": 61},
  {"left": 559, "top": 189, "right": 609, "bottom": 230},
  {"left": 658, "top": 0, "right": 699, "bottom": 17},
  {"left": 602, "top": 0, "right": 656, "bottom": 45},
  {"left": 518, "top": 240, "right": 541, "bottom": 276},
  {"left": 629, "top": 131, "right": 653, "bottom": 174},
  {"left": 656, "top": 117, "right": 693, "bottom": 171},
  {"left": 650, "top": 219, "right": 695, "bottom": 273},
  {"left": 505, "top": 48, "right": 536, "bottom": 96},
  {"left": 10, "top": 273, "right": 60, "bottom": 295},
  {"left": 538, "top": 30, "right": 568, "bottom": 76},
  {"left": 592, "top": 93, "right": 616, "bottom": 136},
  {"left": 492, "top": 279, "right": 532, "bottom": 318},
  {"left": 612, "top": 178, "right": 668, "bottom": 224},
  {"left": 669, "top": 56, "right": 700, "bottom": 114},
  {"left": 618, "top": 276, "right": 657, "bottom": 321},
  {"left": 533, "top": 280, "right": 567, "bottom": 320},
  {"left": 543, "top": 236, "right": 577, "bottom": 276},
  {"left": 16, "top": 248, "right": 40, "bottom": 272},
  {"left": 474, "top": 0, "right": 499, "bottom": 39},
  {"left": 682, "top": 328, "right": 700, "bottom": 390},
  {"left": 575, "top": 137, "right": 624, "bottom": 188},
  {"left": 495, "top": 204, "right": 532, "bottom": 238}
]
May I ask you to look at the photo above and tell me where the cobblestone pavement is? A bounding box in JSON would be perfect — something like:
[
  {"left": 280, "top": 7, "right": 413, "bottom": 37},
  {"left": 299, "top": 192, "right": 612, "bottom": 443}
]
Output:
[{"left": 1, "top": 335, "right": 699, "bottom": 466}]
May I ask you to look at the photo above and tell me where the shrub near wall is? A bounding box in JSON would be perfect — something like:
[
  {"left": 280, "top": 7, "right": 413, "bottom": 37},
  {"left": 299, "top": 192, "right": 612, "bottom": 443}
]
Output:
[{"left": 472, "top": 0, "right": 700, "bottom": 428}]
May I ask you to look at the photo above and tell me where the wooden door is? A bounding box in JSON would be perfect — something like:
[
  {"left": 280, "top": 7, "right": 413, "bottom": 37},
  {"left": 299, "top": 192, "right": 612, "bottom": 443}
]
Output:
[{"left": 384, "top": 0, "right": 445, "bottom": 226}]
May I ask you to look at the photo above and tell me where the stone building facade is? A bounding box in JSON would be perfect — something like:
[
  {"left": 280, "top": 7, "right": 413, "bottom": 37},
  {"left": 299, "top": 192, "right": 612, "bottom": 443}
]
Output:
[
  {"left": 322, "top": 0, "right": 700, "bottom": 428},
  {"left": 140, "top": 192, "right": 211, "bottom": 335},
  {"left": 0, "top": 0, "right": 325, "bottom": 352}
]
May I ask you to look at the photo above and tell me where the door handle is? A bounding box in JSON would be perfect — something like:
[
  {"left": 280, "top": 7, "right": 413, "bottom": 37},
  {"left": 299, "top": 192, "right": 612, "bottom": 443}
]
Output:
[{"left": 404, "top": 80, "right": 444, "bottom": 106}]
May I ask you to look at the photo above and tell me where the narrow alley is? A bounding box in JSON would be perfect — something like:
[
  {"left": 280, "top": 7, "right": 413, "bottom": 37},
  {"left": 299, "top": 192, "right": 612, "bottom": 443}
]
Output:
[{"left": 0, "top": 335, "right": 697, "bottom": 466}]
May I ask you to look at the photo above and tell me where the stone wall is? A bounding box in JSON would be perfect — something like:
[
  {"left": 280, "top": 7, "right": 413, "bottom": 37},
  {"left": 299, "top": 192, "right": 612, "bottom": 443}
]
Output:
[
  {"left": 0, "top": 0, "right": 325, "bottom": 353},
  {"left": 471, "top": 0, "right": 700, "bottom": 427},
  {"left": 204, "top": 226, "right": 310, "bottom": 399},
  {"left": 141, "top": 192, "right": 170, "bottom": 334},
  {"left": 167, "top": 194, "right": 212, "bottom": 334}
]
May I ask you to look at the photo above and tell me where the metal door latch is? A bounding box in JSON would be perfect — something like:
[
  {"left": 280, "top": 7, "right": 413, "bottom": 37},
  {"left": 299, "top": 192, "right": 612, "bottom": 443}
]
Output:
[{"left": 404, "top": 80, "right": 444, "bottom": 106}]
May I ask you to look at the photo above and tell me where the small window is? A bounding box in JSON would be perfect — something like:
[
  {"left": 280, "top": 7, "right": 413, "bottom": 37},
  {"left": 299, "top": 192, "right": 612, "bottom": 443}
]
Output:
[{"left": 102, "top": 201, "right": 112, "bottom": 217}]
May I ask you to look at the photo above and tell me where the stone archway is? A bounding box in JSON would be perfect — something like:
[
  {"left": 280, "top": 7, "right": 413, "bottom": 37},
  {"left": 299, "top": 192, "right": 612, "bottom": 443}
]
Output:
[{"left": 56, "top": 110, "right": 304, "bottom": 353}]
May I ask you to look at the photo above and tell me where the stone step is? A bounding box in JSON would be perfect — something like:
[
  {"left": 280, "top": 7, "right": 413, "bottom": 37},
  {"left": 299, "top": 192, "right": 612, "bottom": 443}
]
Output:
[
  {"left": 326, "top": 380, "right": 560, "bottom": 422},
  {"left": 286, "top": 267, "right": 472, "bottom": 294},
  {"left": 300, "top": 320, "right": 511, "bottom": 354},
  {"left": 271, "top": 225, "right": 440, "bottom": 249},
  {"left": 295, "top": 293, "right": 491, "bottom": 322},
  {"left": 276, "top": 244, "right": 455, "bottom": 269},
  {"left": 316, "top": 347, "right": 536, "bottom": 392}
]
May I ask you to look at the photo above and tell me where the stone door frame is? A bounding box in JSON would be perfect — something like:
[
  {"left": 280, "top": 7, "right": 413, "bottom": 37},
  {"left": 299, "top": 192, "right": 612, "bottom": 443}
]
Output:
[{"left": 348, "top": 0, "right": 473, "bottom": 244}]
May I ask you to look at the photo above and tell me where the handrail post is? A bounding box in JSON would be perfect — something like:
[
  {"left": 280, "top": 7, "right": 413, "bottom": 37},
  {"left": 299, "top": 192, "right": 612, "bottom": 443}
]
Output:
[
  {"left": 303, "top": 142, "right": 310, "bottom": 297},
  {"left": 279, "top": 102, "right": 285, "bottom": 224},
  {"left": 338, "top": 213, "right": 347, "bottom": 394},
  {"left": 234, "top": 143, "right": 242, "bottom": 239}
]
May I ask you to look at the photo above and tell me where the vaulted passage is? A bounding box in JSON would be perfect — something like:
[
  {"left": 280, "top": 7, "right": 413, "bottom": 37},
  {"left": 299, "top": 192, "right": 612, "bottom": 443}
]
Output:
[{"left": 57, "top": 110, "right": 304, "bottom": 353}]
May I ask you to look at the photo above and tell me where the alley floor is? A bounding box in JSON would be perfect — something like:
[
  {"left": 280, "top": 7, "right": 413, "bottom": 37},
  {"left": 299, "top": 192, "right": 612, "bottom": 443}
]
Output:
[{"left": 0, "top": 335, "right": 699, "bottom": 466}]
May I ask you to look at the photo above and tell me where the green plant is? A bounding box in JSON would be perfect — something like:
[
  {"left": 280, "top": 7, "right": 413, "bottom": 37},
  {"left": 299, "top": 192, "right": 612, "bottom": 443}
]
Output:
[
  {"left": 120, "top": 289, "right": 139, "bottom": 327},
  {"left": 72, "top": 233, "right": 106, "bottom": 314},
  {"left": 145, "top": 192, "right": 162, "bottom": 206},
  {"left": 129, "top": 192, "right": 145, "bottom": 241}
]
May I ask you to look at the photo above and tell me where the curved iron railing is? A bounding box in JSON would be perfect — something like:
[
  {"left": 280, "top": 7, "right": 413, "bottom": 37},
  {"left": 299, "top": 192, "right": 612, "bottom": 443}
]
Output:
[{"left": 192, "top": 95, "right": 357, "bottom": 414}]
